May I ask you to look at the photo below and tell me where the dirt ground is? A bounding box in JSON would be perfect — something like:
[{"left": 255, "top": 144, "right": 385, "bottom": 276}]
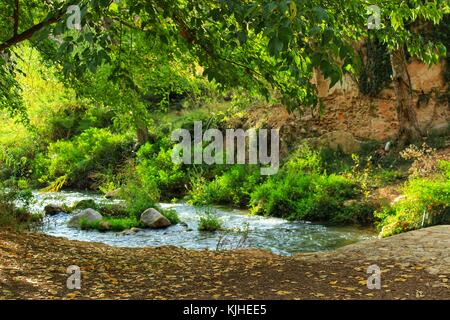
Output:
[{"left": 0, "top": 226, "right": 449, "bottom": 300}]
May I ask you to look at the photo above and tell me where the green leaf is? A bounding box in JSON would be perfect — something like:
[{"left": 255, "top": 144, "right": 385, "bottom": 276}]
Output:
[
  {"left": 268, "top": 37, "right": 283, "bottom": 56},
  {"left": 312, "top": 6, "right": 328, "bottom": 22}
]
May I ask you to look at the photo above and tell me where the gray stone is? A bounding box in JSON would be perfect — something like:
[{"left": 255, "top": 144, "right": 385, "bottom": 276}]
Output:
[
  {"left": 68, "top": 208, "right": 103, "bottom": 228},
  {"left": 140, "top": 208, "right": 171, "bottom": 229},
  {"left": 119, "top": 227, "right": 144, "bottom": 236},
  {"left": 44, "top": 204, "right": 66, "bottom": 216}
]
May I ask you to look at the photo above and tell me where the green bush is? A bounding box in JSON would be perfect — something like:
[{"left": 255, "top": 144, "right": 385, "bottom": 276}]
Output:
[
  {"left": 250, "top": 172, "right": 359, "bottom": 222},
  {"left": 66, "top": 200, "right": 129, "bottom": 218},
  {"left": 160, "top": 208, "right": 180, "bottom": 225},
  {"left": 120, "top": 177, "right": 160, "bottom": 220},
  {"left": 376, "top": 176, "right": 450, "bottom": 237},
  {"left": 198, "top": 208, "right": 222, "bottom": 232},
  {"left": 249, "top": 145, "right": 365, "bottom": 223},
  {"left": 189, "top": 165, "right": 262, "bottom": 207},
  {"left": 34, "top": 128, "right": 133, "bottom": 190},
  {"left": 70, "top": 199, "right": 98, "bottom": 211},
  {"left": 0, "top": 133, "right": 37, "bottom": 182},
  {"left": 135, "top": 142, "right": 189, "bottom": 200},
  {"left": 43, "top": 103, "right": 114, "bottom": 142}
]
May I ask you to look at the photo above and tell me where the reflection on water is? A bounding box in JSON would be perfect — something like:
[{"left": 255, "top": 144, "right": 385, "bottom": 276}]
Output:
[{"left": 33, "top": 190, "right": 376, "bottom": 256}]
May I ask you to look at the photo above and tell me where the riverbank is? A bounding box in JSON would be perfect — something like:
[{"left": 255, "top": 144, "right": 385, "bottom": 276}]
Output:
[{"left": 1, "top": 225, "right": 448, "bottom": 299}]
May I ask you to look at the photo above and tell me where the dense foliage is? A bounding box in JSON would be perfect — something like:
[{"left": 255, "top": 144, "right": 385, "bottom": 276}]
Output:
[{"left": 0, "top": 1, "right": 449, "bottom": 236}]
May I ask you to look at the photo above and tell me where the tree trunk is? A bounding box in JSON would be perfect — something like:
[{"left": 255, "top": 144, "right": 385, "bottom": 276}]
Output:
[{"left": 390, "top": 47, "right": 422, "bottom": 146}]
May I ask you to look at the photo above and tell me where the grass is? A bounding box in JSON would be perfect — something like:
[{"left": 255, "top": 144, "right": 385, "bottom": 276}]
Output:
[
  {"left": 80, "top": 217, "right": 141, "bottom": 232},
  {"left": 160, "top": 208, "right": 180, "bottom": 225},
  {"left": 79, "top": 210, "right": 180, "bottom": 231},
  {"left": 198, "top": 207, "right": 222, "bottom": 232},
  {"left": 372, "top": 168, "right": 407, "bottom": 186}
]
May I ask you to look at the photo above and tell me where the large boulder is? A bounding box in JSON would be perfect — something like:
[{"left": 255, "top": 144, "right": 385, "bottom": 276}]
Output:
[
  {"left": 68, "top": 208, "right": 103, "bottom": 228},
  {"left": 318, "top": 130, "right": 361, "bottom": 155},
  {"left": 44, "top": 204, "right": 66, "bottom": 216},
  {"left": 140, "top": 208, "right": 171, "bottom": 229}
]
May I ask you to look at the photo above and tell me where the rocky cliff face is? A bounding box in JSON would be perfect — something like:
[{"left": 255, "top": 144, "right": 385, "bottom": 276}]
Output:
[
  {"left": 231, "top": 59, "right": 449, "bottom": 156},
  {"left": 312, "top": 60, "right": 449, "bottom": 141}
]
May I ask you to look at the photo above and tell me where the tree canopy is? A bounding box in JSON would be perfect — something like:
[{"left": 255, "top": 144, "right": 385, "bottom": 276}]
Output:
[{"left": 0, "top": 0, "right": 449, "bottom": 128}]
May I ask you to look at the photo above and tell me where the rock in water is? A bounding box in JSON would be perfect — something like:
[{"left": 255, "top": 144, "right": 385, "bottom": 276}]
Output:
[
  {"left": 119, "top": 227, "right": 144, "bottom": 236},
  {"left": 44, "top": 204, "right": 66, "bottom": 216},
  {"left": 68, "top": 208, "right": 103, "bottom": 228},
  {"left": 140, "top": 208, "right": 171, "bottom": 229},
  {"left": 179, "top": 222, "right": 189, "bottom": 228}
]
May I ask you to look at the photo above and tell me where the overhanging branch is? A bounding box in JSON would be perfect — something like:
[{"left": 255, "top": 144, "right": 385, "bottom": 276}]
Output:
[{"left": 0, "top": 7, "right": 67, "bottom": 52}]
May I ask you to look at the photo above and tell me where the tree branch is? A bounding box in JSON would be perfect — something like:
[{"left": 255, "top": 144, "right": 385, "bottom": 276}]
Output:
[{"left": 0, "top": 7, "right": 66, "bottom": 52}]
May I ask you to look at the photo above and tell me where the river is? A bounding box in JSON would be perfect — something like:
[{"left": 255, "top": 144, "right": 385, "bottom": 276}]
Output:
[{"left": 31, "top": 190, "right": 376, "bottom": 256}]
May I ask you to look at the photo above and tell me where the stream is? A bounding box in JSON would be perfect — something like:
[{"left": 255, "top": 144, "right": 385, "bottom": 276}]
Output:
[{"left": 31, "top": 190, "right": 376, "bottom": 256}]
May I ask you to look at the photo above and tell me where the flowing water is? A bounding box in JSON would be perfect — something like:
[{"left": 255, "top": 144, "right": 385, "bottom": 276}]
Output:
[{"left": 32, "top": 190, "right": 376, "bottom": 256}]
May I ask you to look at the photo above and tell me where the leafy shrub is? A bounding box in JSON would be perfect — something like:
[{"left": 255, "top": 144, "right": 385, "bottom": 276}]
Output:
[
  {"left": 198, "top": 208, "right": 222, "bottom": 232},
  {"left": 135, "top": 142, "right": 189, "bottom": 200},
  {"left": 334, "top": 201, "right": 378, "bottom": 225},
  {"left": 70, "top": 199, "right": 98, "bottom": 211},
  {"left": 400, "top": 143, "right": 439, "bottom": 178},
  {"left": 376, "top": 174, "right": 450, "bottom": 237},
  {"left": 0, "top": 129, "right": 37, "bottom": 182},
  {"left": 34, "top": 128, "right": 133, "bottom": 190},
  {"left": 250, "top": 172, "right": 359, "bottom": 222},
  {"left": 375, "top": 151, "right": 450, "bottom": 237},
  {"left": 97, "top": 203, "right": 129, "bottom": 218},
  {"left": 373, "top": 169, "right": 406, "bottom": 186},
  {"left": 249, "top": 145, "right": 365, "bottom": 223},
  {"left": 120, "top": 176, "right": 160, "bottom": 220},
  {"left": 189, "top": 165, "right": 262, "bottom": 207},
  {"left": 160, "top": 208, "right": 180, "bottom": 225},
  {"left": 66, "top": 200, "right": 129, "bottom": 218},
  {"left": 43, "top": 103, "right": 113, "bottom": 142},
  {"left": 284, "top": 144, "right": 323, "bottom": 174}
]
